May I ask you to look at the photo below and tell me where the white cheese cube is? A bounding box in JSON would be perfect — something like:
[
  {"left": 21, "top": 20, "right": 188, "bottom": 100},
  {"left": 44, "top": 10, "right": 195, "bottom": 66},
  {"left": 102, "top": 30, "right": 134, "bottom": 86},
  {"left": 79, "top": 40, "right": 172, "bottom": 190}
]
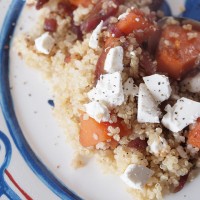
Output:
[
  {"left": 123, "top": 78, "right": 138, "bottom": 98},
  {"left": 88, "top": 72, "right": 124, "bottom": 107},
  {"left": 143, "top": 74, "right": 172, "bottom": 103},
  {"left": 162, "top": 97, "right": 200, "bottom": 132},
  {"left": 89, "top": 20, "right": 103, "bottom": 49},
  {"left": 149, "top": 136, "right": 168, "bottom": 155},
  {"left": 181, "top": 72, "right": 200, "bottom": 93},
  {"left": 35, "top": 32, "right": 55, "bottom": 55},
  {"left": 120, "top": 164, "right": 154, "bottom": 190},
  {"left": 104, "top": 46, "right": 124, "bottom": 73},
  {"left": 85, "top": 101, "right": 110, "bottom": 123},
  {"left": 137, "top": 83, "right": 161, "bottom": 123}
]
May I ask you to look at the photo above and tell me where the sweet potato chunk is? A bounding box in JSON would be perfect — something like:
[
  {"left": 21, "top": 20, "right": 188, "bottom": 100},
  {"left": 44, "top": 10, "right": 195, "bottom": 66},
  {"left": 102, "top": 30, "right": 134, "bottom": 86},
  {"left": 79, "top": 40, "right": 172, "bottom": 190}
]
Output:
[
  {"left": 115, "top": 8, "right": 157, "bottom": 42},
  {"left": 188, "top": 118, "right": 200, "bottom": 148},
  {"left": 79, "top": 115, "right": 131, "bottom": 147},
  {"left": 156, "top": 24, "right": 200, "bottom": 79}
]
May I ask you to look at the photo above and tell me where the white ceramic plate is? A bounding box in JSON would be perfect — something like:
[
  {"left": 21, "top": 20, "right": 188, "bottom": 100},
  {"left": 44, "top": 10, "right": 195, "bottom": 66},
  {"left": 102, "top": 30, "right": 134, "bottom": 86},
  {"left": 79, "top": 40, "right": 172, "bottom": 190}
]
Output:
[{"left": 0, "top": 0, "right": 200, "bottom": 199}]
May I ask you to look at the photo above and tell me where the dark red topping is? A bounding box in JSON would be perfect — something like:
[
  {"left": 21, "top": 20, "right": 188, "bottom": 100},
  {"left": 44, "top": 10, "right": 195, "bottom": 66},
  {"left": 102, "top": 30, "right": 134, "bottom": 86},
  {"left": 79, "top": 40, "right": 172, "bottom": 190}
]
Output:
[
  {"left": 57, "top": 1, "right": 76, "bottom": 17},
  {"left": 71, "top": 24, "right": 83, "bottom": 41},
  {"left": 139, "top": 51, "right": 157, "bottom": 76},
  {"left": 95, "top": 49, "right": 108, "bottom": 80},
  {"left": 81, "top": 0, "right": 123, "bottom": 33},
  {"left": 95, "top": 37, "right": 120, "bottom": 80},
  {"left": 44, "top": 18, "right": 57, "bottom": 32},
  {"left": 108, "top": 25, "right": 124, "bottom": 38},
  {"left": 36, "top": 0, "right": 49, "bottom": 10},
  {"left": 174, "top": 174, "right": 189, "bottom": 193},
  {"left": 128, "top": 138, "right": 148, "bottom": 154}
]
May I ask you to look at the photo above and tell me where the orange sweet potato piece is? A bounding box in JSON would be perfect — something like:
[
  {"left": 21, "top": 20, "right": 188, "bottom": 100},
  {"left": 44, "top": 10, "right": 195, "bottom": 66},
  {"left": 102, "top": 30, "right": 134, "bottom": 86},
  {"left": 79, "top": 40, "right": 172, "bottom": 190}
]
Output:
[
  {"left": 188, "top": 118, "right": 200, "bottom": 148},
  {"left": 156, "top": 24, "right": 200, "bottom": 80},
  {"left": 79, "top": 115, "right": 131, "bottom": 147},
  {"left": 115, "top": 8, "right": 157, "bottom": 42}
]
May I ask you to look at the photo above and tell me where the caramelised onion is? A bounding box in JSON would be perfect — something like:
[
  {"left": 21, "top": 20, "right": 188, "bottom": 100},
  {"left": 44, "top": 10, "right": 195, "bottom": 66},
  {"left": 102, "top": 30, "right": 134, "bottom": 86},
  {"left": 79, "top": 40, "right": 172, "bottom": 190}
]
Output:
[
  {"left": 95, "top": 38, "right": 120, "bottom": 81},
  {"left": 57, "top": 1, "right": 82, "bottom": 40},
  {"left": 139, "top": 51, "right": 157, "bottom": 76},
  {"left": 44, "top": 18, "right": 57, "bottom": 32},
  {"left": 81, "top": 0, "right": 124, "bottom": 33},
  {"left": 174, "top": 174, "right": 189, "bottom": 193},
  {"left": 128, "top": 138, "right": 148, "bottom": 154},
  {"left": 147, "top": 28, "right": 162, "bottom": 54},
  {"left": 95, "top": 49, "right": 107, "bottom": 80},
  {"left": 57, "top": 1, "right": 76, "bottom": 17},
  {"left": 71, "top": 24, "right": 83, "bottom": 40}
]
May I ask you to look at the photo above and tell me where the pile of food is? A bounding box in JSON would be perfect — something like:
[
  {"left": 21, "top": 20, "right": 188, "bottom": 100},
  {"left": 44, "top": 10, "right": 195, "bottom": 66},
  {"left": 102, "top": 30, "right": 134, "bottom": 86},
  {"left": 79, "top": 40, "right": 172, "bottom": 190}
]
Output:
[{"left": 15, "top": 0, "right": 200, "bottom": 199}]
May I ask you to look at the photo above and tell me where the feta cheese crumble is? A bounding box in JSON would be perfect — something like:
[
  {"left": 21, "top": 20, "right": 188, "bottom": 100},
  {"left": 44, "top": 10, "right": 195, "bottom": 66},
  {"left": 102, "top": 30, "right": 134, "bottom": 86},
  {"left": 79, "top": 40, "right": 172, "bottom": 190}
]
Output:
[
  {"left": 104, "top": 46, "right": 124, "bottom": 73},
  {"left": 137, "top": 83, "right": 161, "bottom": 123},
  {"left": 181, "top": 72, "right": 200, "bottom": 93},
  {"left": 35, "top": 32, "right": 55, "bottom": 54},
  {"left": 120, "top": 164, "right": 154, "bottom": 190},
  {"left": 88, "top": 72, "right": 124, "bottom": 107},
  {"left": 85, "top": 101, "right": 110, "bottom": 123},
  {"left": 89, "top": 20, "right": 104, "bottom": 49},
  {"left": 143, "top": 74, "right": 172, "bottom": 103},
  {"left": 148, "top": 135, "right": 169, "bottom": 155},
  {"left": 123, "top": 78, "right": 138, "bottom": 98},
  {"left": 162, "top": 97, "right": 200, "bottom": 132}
]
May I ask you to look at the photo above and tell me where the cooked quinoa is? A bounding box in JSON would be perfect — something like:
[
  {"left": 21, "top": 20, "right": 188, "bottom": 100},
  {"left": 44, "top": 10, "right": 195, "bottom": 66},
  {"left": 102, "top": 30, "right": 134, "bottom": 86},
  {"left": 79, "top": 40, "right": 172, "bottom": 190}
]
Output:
[{"left": 15, "top": 0, "right": 200, "bottom": 199}]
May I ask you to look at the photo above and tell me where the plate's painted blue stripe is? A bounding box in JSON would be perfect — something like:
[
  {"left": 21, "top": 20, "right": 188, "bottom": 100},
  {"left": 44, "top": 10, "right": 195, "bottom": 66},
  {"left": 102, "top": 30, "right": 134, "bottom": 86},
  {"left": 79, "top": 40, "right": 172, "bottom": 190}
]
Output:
[
  {"left": 182, "top": 0, "right": 200, "bottom": 21},
  {"left": 0, "top": 131, "right": 21, "bottom": 200},
  {"left": 160, "top": 1, "right": 171, "bottom": 16},
  {"left": 0, "top": 1, "right": 82, "bottom": 199}
]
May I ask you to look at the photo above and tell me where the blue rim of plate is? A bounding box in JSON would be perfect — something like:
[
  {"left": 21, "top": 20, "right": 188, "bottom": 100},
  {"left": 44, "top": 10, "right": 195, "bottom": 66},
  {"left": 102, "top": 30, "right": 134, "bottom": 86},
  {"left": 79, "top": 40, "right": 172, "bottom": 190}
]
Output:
[
  {"left": 1, "top": 0, "right": 200, "bottom": 200},
  {"left": 0, "top": 1, "right": 82, "bottom": 199}
]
